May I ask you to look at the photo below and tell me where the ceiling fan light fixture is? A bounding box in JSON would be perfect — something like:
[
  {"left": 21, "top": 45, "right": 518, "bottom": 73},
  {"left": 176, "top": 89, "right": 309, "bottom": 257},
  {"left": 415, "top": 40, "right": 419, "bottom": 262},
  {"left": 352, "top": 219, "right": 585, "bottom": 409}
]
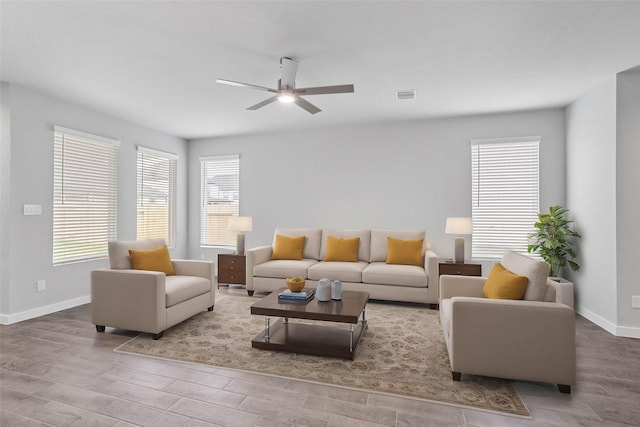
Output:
[{"left": 278, "top": 91, "right": 295, "bottom": 103}]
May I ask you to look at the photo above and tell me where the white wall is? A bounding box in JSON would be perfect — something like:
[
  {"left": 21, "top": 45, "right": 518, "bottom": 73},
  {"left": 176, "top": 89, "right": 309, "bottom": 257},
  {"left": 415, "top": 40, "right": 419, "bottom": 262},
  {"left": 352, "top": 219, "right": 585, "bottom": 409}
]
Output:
[
  {"left": 616, "top": 68, "right": 640, "bottom": 332},
  {"left": 566, "top": 77, "right": 618, "bottom": 330},
  {"left": 0, "top": 83, "right": 11, "bottom": 315},
  {"left": 0, "top": 83, "right": 188, "bottom": 323},
  {"left": 187, "top": 108, "right": 566, "bottom": 274}
]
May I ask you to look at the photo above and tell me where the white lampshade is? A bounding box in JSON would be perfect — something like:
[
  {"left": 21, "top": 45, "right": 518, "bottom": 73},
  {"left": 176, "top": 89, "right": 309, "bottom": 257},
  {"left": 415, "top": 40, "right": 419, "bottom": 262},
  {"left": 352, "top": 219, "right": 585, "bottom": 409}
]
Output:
[
  {"left": 227, "top": 216, "right": 252, "bottom": 232},
  {"left": 445, "top": 217, "right": 472, "bottom": 235}
]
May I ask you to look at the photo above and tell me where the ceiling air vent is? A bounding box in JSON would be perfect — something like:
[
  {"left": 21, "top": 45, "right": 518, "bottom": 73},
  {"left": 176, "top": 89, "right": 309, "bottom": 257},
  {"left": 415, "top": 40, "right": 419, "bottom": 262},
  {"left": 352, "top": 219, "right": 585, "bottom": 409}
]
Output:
[{"left": 395, "top": 89, "right": 416, "bottom": 100}]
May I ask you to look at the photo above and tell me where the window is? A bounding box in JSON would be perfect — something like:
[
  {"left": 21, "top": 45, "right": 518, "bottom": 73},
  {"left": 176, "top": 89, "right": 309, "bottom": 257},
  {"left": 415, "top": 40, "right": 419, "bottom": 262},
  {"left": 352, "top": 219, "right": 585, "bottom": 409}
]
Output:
[
  {"left": 53, "top": 127, "right": 119, "bottom": 265},
  {"left": 200, "top": 155, "right": 239, "bottom": 247},
  {"left": 471, "top": 136, "right": 540, "bottom": 259},
  {"left": 136, "top": 147, "right": 177, "bottom": 246}
]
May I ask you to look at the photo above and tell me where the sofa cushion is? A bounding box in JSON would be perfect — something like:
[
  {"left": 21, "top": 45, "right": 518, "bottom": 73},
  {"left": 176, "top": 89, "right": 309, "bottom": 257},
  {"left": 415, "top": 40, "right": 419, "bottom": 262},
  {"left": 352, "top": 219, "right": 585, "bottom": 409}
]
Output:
[
  {"left": 501, "top": 251, "right": 550, "bottom": 301},
  {"left": 274, "top": 228, "right": 322, "bottom": 260},
  {"left": 362, "top": 262, "right": 427, "bottom": 287},
  {"left": 165, "top": 275, "right": 210, "bottom": 307},
  {"left": 482, "top": 263, "right": 528, "bottom": 300},
  {"left": 320, "top": 229, "right": 371, "bottom": 261},
  {"left": 272, "top": 234, "right": 305, "bottom": 260},
  {"left": 324, "top": 236, "right": 360, "bottom": 262},
  {"left": 370, "top": 230, "right": 425, "bottom": 262},
  {"left": 129, "top": 244, "right": 176, "bottom": 276},
  {"left": 386, "top": 237, "right": 424, "bottom": 266},
  {"left": 108, "top": 238, "right": 166, "bottom": 270},
  {"left": 253, "top": 259, "right": 319, "bottom": 279},
  {"left": 308, "top": 261, "right": 369, "bottom": 282}
]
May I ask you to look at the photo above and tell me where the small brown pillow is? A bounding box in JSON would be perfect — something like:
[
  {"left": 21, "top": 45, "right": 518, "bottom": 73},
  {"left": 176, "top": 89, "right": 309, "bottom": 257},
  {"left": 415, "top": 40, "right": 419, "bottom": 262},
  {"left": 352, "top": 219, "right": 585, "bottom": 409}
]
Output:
[
  {"left": 482, "top": 262, "right": 528, "bottom": 300},
  {"left": 386, "top": 237, "right": 423, "bottom": 266},
  {"left": 128, "top": 244, "right": 175, "bottom": 276}
]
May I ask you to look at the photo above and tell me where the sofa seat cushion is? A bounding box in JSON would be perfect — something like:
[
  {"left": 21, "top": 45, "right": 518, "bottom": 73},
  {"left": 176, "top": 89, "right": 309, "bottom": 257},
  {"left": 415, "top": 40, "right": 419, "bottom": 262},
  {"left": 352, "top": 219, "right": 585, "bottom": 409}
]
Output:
[
  {"left": 253, "top": 259, "right": 318, "bottom": 279},
  {"left": 165, "top": 275, "right": 211, "bottom": 307},
  {"left": 362, "top": 262, "right": 427, "bottom": 287},
  {"left": 308, "top": 261, "right": 369, "bottom": 282}
]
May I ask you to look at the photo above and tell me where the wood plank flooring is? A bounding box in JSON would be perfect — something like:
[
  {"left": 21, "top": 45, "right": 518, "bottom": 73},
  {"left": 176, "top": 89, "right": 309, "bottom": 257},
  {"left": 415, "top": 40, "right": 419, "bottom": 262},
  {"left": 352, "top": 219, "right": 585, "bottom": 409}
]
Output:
[{"left": 2, "top": 286, "right": 639, "bottom": 426}]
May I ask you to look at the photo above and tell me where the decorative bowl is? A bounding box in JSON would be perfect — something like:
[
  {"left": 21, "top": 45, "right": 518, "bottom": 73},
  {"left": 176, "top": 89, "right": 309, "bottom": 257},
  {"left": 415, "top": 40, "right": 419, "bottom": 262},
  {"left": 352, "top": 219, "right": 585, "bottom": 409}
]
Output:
[{"left": 286, "top": 277, "right": 305, "bottom": 292}]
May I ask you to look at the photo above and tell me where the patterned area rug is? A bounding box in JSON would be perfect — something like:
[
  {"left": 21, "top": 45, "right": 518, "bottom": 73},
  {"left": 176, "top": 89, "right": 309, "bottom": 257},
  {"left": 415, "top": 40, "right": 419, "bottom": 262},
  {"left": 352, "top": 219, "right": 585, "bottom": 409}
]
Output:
[{"left": 115, "top": 294, "right": 530, "bottom": 417}]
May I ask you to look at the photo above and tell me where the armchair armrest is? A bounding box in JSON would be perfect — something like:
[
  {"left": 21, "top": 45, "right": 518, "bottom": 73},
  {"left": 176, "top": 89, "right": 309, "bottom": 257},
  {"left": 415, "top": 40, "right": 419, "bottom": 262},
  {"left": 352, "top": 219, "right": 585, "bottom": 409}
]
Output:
[
  {"left": 246, "top": 245, "right": 273, "bottom": 291},
  {"left": 91, "top": 269, "right": 167, "bottom": 334},
  {"left": 424, "top": 249, "right": 439, "bottom": 302},
  {"left": 439, "top": 275, "right": 486, "bottom": 300}
]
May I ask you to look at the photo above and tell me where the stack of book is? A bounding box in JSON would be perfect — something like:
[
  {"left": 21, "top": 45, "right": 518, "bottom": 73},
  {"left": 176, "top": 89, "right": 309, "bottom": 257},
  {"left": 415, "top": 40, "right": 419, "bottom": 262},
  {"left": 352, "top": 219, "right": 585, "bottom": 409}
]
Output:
[{"left": 278, "top": 289, "right": 315, "bottom": 302}]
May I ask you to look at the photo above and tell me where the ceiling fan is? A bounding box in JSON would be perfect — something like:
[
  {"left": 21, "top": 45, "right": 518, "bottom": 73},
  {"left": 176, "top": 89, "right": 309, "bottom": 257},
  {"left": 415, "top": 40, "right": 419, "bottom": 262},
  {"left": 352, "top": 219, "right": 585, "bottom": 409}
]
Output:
[{"left": 216, "top": 57, "right": 354, "bottom": 114}]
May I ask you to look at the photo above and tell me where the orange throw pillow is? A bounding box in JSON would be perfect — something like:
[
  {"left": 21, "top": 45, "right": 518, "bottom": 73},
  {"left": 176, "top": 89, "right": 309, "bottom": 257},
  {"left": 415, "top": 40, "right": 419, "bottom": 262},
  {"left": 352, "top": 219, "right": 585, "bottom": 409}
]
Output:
[{"left": 128, "top": 244, "right": 175, "bottom": 276}]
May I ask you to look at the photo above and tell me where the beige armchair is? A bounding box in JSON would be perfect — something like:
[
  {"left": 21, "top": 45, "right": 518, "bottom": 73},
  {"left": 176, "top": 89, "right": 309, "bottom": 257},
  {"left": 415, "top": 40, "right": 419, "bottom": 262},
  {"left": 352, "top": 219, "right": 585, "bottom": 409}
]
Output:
[
  {"left": 439, "top": 251, "right": 576, "bottom": 393},
  {"left": 91, "top": 239, "right": 216, "bottom": 339}
]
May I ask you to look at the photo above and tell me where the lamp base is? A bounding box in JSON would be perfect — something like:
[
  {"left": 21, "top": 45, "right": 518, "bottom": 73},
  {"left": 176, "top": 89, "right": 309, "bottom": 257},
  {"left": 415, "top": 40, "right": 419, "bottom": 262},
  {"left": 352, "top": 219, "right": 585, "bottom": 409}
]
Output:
[
  {"left": 235, "top": 233, "right": 246, "bottom": 255},
  {"left": 454, "top": 237, "right": 465, "bottom": 263}
]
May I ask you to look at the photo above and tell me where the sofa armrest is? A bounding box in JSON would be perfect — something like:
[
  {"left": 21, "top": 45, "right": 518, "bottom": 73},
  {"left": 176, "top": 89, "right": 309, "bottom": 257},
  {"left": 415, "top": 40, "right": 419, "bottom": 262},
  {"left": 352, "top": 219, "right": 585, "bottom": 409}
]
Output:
[
  {"left": 172, "top": 259, "right": 216, "bottom": 307},
  {"left": 439, "top": 275, "right": 486, "bottom": 300},
  {"left": 246, "top": 245, "right": 273, "bottom": 291},
  {"left": 547, "top": 278, "right": 574, "bottom": 308},
  {"left": 447, "top": 297, "right": 576, "bottom": 385},
  {"left": 424, "top": 249, "right": 439, "bottom": 302},
  {"left": 90, "top": 269, "right": 167, "bottom": 333}
]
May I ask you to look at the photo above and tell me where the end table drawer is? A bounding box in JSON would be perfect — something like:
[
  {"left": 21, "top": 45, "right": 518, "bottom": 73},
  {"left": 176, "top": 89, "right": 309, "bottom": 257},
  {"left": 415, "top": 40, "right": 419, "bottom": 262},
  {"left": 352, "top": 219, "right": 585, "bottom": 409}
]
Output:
[{"left": 218, "top": 254, "right": 247, "bottom": 286}]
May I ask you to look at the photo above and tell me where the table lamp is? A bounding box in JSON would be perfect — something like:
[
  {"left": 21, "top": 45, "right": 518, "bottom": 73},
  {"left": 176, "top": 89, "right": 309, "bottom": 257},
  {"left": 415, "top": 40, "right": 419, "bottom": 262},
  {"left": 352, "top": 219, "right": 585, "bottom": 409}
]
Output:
[
  {"left": 227, "top": 216, "right": 252, "bottom": 255},
  {"left": 445, "top": 217, "right": 472, "bottom": 263}
]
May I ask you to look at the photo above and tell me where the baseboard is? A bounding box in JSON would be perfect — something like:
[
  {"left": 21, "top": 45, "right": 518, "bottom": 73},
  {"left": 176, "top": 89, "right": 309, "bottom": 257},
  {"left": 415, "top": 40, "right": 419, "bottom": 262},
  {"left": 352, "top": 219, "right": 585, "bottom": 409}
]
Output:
[
  {"left": 577, "top": 306, "right": 640, "bottom": 339},
  {"left": 0, "top": 295, "right": 90, "bottom": 325}
]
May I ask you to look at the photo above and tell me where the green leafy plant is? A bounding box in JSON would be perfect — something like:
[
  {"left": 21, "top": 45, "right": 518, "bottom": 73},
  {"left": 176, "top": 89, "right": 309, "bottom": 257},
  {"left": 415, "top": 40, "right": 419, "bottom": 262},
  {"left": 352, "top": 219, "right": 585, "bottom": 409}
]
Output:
[{"left": 527, "top": 205, "right": 581, "bottom": 277}]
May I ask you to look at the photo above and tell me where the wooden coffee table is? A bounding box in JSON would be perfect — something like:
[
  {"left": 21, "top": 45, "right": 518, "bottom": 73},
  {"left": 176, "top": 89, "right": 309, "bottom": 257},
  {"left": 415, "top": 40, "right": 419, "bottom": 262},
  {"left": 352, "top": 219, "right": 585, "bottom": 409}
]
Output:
[{"left": 250, "top": 289, "right": 369, "bottom": 360}]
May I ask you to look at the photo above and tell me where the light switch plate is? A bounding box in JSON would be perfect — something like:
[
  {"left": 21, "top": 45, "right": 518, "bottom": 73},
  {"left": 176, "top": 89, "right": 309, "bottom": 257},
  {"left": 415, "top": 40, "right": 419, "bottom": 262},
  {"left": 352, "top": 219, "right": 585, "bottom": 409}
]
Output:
[
  {"left": 632, "top": 295, "right": 640, "bottom": 309},
  {"left": 24, "top": 204, "right": 42, "bottom": 215}
]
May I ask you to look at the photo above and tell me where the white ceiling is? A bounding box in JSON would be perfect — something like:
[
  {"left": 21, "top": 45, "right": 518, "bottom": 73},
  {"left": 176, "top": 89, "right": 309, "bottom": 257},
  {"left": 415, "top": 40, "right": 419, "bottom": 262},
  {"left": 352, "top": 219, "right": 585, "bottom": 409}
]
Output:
[{"left": 2, "top": 1, "right": 639, "bottom": 140}]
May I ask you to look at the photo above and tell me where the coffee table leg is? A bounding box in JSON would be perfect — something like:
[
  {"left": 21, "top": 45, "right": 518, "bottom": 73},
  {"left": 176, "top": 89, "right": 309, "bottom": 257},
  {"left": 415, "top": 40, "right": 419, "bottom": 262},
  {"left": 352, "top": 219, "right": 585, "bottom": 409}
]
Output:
[
  {"left": 350, "top": 324, "right": 354, "bottom": 352},
  {"left": 264, "top": 316, "right": 270, "bottom": 342},
  {"left": 362, "top": 309, "right": 368, "bottom": 329}
]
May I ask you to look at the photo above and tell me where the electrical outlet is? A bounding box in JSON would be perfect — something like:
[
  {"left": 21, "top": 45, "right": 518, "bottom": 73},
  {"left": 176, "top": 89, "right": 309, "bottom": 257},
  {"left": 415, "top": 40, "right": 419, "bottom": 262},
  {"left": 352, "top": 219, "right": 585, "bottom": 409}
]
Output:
[
  {"left": 632, "top": 295, "right": 640, "bottom": 309},
  {"left": 36, "top": 280, "right": 46, "bottom": 292}
]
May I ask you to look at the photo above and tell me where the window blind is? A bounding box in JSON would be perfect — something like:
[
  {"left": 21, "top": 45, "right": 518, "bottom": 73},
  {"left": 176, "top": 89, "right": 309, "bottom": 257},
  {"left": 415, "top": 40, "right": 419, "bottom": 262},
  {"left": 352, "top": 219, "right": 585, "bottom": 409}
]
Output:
[
  {"left": 136, "top": 147, "right": 177, "bottom": 246},
  {"left": 471, "top": 137, "right": 540, "bottom": 259},
  {"left": 53, "top": 127, "right": 119, "bottom": 265},
  {"left": 200, "top": 155, "right": 240, "bottom": 247}
]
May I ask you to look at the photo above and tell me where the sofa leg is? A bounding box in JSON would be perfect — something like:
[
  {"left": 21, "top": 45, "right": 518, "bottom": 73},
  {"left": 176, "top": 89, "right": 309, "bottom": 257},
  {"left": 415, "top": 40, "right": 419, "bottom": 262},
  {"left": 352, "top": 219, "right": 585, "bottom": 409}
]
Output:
[
  {"left": 452, "top": 371, "right": 461, "bottom": 381},
  {"left": 95, "top": 325, "right": 105, "bottom": 333},
  {"left": 247, "top": 290, "right": 255, "bottom": 296},
  {"left": 558, "top": 384, "right": 571, "bottom": 394},
  {"left": 208, "top": 305, "right": 214, "bottom": 312},
  {"left": 152, "top": 332, "right": 163, "bottom": 340}
]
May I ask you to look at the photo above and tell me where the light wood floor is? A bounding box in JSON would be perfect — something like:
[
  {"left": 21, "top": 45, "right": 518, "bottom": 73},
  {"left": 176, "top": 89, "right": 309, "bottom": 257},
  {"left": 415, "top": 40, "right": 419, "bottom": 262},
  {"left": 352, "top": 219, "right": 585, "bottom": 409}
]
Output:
[{"left": 1, "top": 287, "right": 639, "bottom": 427}]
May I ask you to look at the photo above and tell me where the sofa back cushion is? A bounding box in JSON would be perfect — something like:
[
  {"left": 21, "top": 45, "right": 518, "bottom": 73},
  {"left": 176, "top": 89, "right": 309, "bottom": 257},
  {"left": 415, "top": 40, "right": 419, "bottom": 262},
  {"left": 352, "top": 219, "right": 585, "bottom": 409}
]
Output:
[
  {"left": 320, "top": 229, "right": 371, "bottom": 262},
  {"left": 501, "top": 250, "right": 550, "bottom": 301},
  {"left": 109, "top": 238, "right": 166, "bottom": 270},
  {"left": 273, "top": 228, "right": 322, "bottom": 260},
  {"left": 369, "top": 230, "right": 426, "bottom": 263}
]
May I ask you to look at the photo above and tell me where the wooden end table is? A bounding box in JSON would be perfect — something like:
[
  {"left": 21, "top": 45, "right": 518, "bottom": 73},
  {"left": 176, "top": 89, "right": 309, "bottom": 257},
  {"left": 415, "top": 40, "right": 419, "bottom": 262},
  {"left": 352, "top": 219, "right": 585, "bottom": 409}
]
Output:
[
  {"left": 250, "top": 289, "right": 369, "bottom": 360},
  {"left": 217, "top": 253, "right": 246, "bottom": 289}
]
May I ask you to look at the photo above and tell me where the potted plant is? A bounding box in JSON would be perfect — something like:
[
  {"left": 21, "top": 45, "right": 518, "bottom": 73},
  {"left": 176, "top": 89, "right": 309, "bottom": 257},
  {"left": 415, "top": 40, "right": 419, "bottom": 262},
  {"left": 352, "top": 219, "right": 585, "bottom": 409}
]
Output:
[{"left": 527, "top": 205, "right": 581, "bottom": 277}]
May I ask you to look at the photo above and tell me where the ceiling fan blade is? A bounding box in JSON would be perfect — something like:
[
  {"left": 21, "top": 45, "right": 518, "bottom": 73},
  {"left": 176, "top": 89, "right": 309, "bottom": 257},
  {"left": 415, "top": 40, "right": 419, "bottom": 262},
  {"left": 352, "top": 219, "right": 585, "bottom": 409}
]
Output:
[
  {"left": 295, "top": 84, "right": 354, "bottom": 96},
  {"left": 280, "top": 57, "right": 298, "bottom": 88},
  {"left": 294, "top": 96, "right": 321, "bottom": 114},
  {"left": 216, "top": 79, "right": 278, "bottom": 93},
  {"left": 247, "top": 95, "right": 279, "bottom": 110}
]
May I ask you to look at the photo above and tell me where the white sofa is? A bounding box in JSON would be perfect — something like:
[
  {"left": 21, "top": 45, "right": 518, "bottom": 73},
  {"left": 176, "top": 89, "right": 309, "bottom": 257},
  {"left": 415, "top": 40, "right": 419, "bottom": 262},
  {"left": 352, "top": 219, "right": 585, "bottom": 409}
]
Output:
[
  {"left": 246, "top": 228, "right": 439, "bottom": 304},
  {"left": 439, "top": 251, "right": 576, "bottom": 392},
  {"left": 91, "top": 238, "right": 216, "bottom": 339}
]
